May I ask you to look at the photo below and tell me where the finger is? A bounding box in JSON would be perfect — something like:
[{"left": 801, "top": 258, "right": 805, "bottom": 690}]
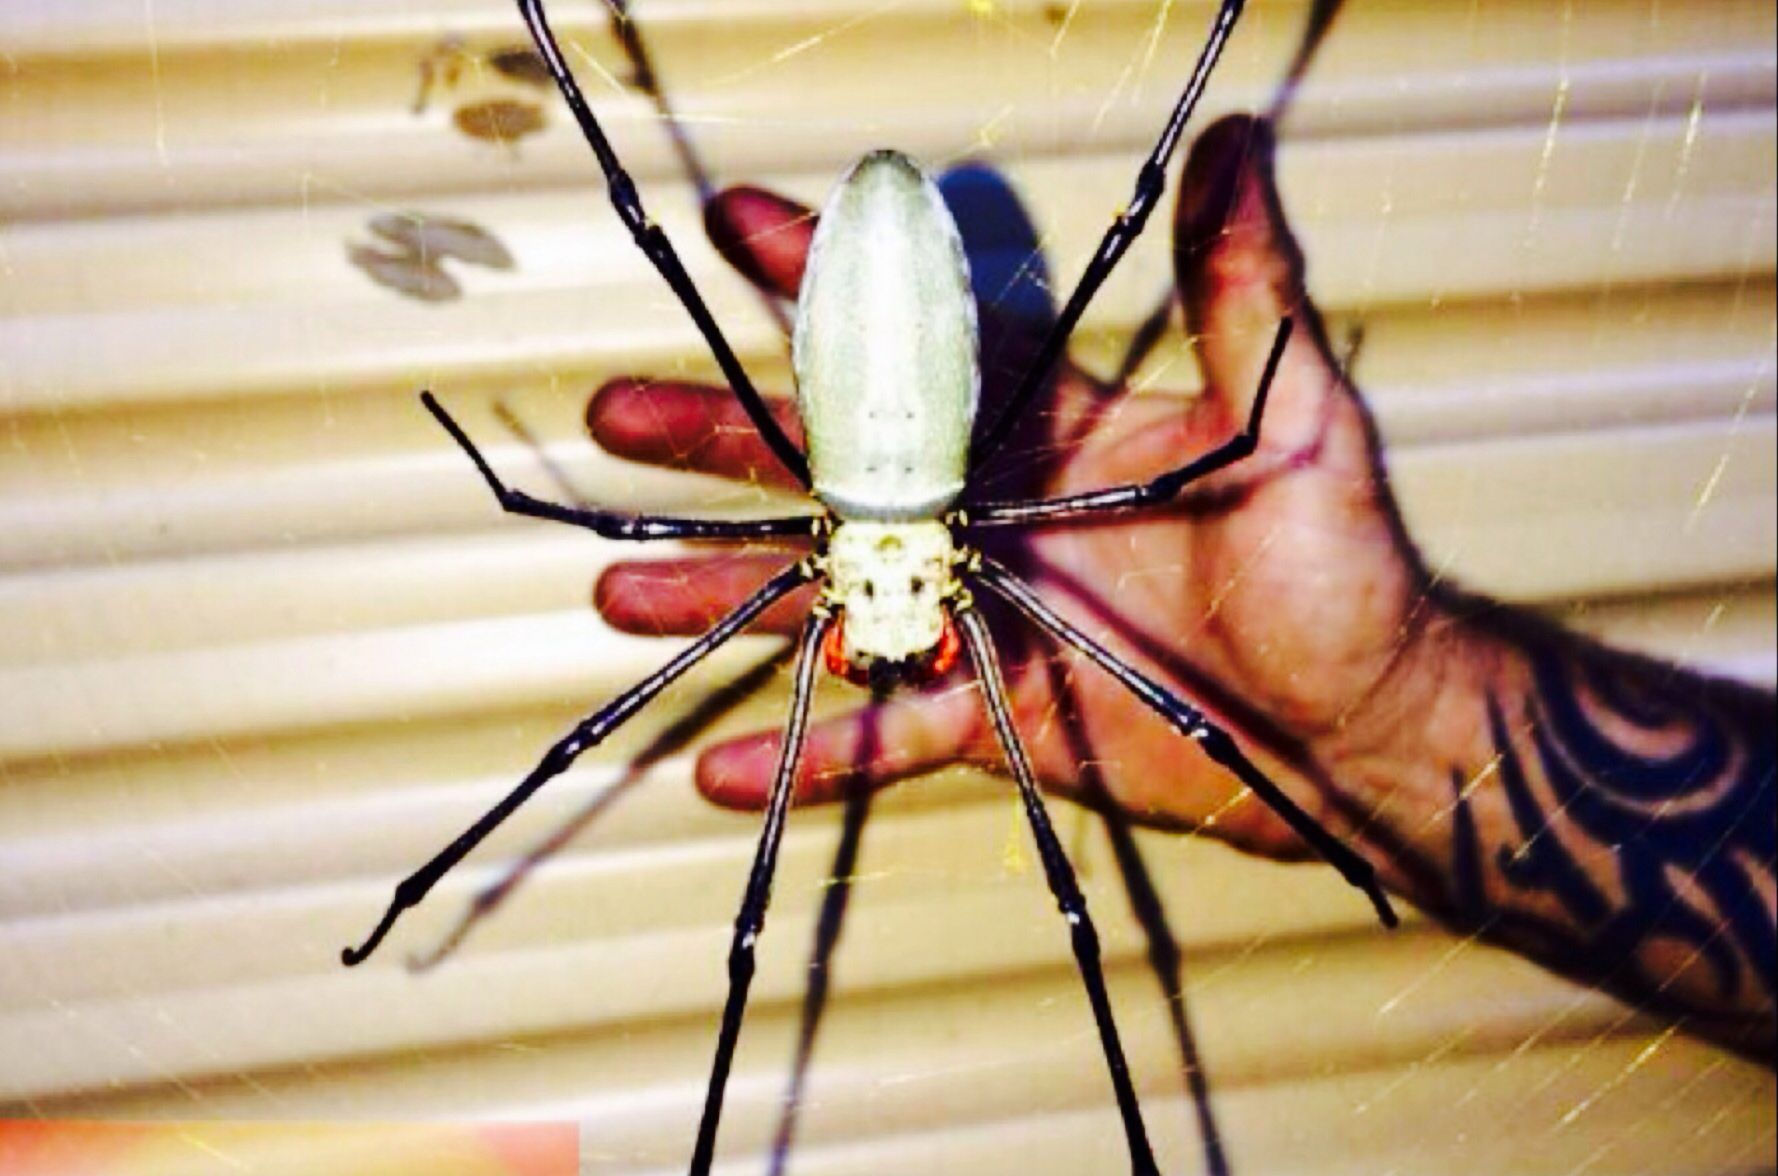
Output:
[
  {"left": 595, "top": 554, "right": 812, "bottom": 637},
  {"left": 587, "top": 377, "right": 805, "bottom": 489},
  {"left": 704, "top": 185, "right": 817, "bottom": 300},
  {"left": 1174, "top": 116, "right": 1349, "bottom": 453},
  {"left": 1175, "top": 116, "right": 1304, "bottom": 355},
  {"left": 697, "top": 683, "right": 986, "bottom": 810}
]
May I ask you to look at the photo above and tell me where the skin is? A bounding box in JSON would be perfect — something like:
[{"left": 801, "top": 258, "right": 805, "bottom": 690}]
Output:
[{"left": 590, "top": 116, "right": 1776, "bottom": 1060}]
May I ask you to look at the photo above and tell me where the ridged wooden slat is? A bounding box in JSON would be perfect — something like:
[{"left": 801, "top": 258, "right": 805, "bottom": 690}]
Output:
[
  {"left": 0, "top": 577, "right": 1765, "bottom": 930},
  {"left": 702, "top": 1035, "right": 1776, "bottom": 1176},
  {"left": 2, "top": 2, "right": 1771, "bottom": 218},
  {"left": 6, "top": 112, "right": 1773, "bottom": 418},
  {"left": 0, "top": 1, "right": 1772, "bottom": 1173},
  {"left": 0, "top": 455, "right": 1772, "bottom": 766}
]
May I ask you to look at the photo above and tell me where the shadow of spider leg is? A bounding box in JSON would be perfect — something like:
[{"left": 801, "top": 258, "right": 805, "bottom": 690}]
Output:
[
  {"left": 1039, "top": 655, "right": 1232, "bottom": 1176},
  {"left": 971, "top": 557, "right": 1399, "bottom": 929},
  {"left": 957, "top": 605, "right": 1161, "bottom": 1175},
  {"left": 394, "top": 3, "right": 1299, "bottom": 1171},
  {"left": 342, "top": 559, "right": 814, "bottom": 967},
  {"left": 942, "top": 160, "right": 1236, "bottom": 1172},
  {"left": 766, "top": 740, "right": 875, "bottom": 1176},
  {"left": 407, "top": 641, "right": 798, "bottom": 972}
]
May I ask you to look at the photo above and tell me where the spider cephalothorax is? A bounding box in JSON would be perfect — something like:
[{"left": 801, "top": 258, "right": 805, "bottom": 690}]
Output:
[
  {"left": 815, "top": 520, "right": 966, "bottom": 687},
  {"left": 347, "top": 4, "right": 1395, "bottom": 1175}
]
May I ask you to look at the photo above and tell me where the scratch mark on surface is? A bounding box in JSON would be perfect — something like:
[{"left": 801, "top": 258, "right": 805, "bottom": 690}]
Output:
[{"left": 142, "top": 0, "right": 169, "bottom": 166}]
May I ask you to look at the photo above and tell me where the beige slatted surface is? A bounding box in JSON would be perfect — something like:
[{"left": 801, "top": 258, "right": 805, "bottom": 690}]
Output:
[{"left": 1, "top": 1, "right": 1773, "bottom": 1173}]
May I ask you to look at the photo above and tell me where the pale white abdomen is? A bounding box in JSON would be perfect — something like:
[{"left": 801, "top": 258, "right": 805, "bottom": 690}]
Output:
[{"left": 792, "top": 151, "right": 980, "bottom": 520}]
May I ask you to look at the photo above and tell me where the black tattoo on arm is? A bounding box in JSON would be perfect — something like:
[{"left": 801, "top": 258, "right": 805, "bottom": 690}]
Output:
[{"left": 1449, "top": 645, "right": 1775, "bottom": 1059}]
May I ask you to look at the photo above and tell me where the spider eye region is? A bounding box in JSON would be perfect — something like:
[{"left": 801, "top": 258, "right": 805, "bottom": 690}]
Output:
[{"left": 822, "top": 520, "right": 959, "bottom": 685}]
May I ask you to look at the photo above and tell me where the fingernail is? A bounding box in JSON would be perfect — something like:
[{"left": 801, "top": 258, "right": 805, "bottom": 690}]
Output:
[
  {"left": 591, "top": 563, "right": 622, "bottom": 618},
  {"left": 585, "top": 377, "right": 648, "bottom": 447},
  {"left": 699, "top": 738, "right": 776, "bottom": 809}
]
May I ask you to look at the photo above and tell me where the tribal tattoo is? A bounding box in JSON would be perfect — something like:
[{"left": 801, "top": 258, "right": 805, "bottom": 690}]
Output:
[{"left": 1447, "top": 641, "right": 1775, "bottom": 1058}]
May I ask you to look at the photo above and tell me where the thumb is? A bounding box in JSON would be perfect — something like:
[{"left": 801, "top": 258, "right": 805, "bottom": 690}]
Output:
[{"left": 1174, "top": 115, "right": 1348, "bottom": 457}]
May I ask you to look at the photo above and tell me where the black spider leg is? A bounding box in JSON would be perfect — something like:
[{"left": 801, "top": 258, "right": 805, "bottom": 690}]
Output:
[
  {"left": 1105, "top": 0, "right": 1348, "bottom": 420},
  {"left": 514, "top": 0, "right": 810, "bottom": 487},
  {"left": 691, "top": 611, "right": 831, "bottom": 1175},
  {"left": 605, "top": 0, "right": 795, "bottom": 339},
  {"left": 954, "top": 605, "right": 1160, "bottom": 1176},
  {"left": 969, "top": 0, "right": 1247, "bottom": 473},
  {"left": 767, "top": 697, "right": 882, "bottom": 1175},
  {"left": 768, "top": 774, "right": 873, "bottom": 1176},
  {"left": 1099, "top": 808, "right": 1229, "bottom": 1176},
  {"left": 970, "top": 557, "right": 1399, "bottom": 929},
  {"left": 408, "top": 642, "right": 798, "bottom": 972},
  {"left": 341, "top": 561, "right": 813, "bottom": 966},
  {"left": 1039, "top": 656, "right": 1230, "bottom": 1176},
  {"left": 423, "top": 391, "right": 817, "bottom": 541},
  {"left": 967, "top": 317, "right": 1291, "bottom": 528}
]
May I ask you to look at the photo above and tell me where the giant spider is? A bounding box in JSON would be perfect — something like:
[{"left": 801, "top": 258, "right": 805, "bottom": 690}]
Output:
[{"left": 343, "top": 1, "right": 1397, "bottom": 1172}]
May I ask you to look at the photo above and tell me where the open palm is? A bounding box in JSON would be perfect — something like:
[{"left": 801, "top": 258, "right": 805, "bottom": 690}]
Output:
[{"left": 591, "top": 116, "right": 1427, "bottom": 864}]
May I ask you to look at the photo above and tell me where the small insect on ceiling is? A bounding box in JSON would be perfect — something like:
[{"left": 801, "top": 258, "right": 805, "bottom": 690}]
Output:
[
  {"left": 346, "top": 212, "right": 515, "bottom": 303},
  {"left": 346, "top": 34, "right": 556, "bottom": 302},
  {"left": 412, "top": 33, "right": 553, "bottom": 148}
]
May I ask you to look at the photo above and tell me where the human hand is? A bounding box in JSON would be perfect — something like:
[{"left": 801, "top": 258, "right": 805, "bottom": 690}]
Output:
[{"left": 590, "top": 115, "right": 1433, "bottom": 866}]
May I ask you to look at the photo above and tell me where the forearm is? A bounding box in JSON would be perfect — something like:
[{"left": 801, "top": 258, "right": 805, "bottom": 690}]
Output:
[{"left": 1316, "top": 596, "right": 1776, "bottom": 1060}]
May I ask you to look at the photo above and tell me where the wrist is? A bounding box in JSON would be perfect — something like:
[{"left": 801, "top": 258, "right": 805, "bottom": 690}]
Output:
[
  {"left": 1302, "top": 593, "right": 1522, "bottom": 894},
  {"left": 1308, "top": 594, "right": 1777, "bottom": 1054}
]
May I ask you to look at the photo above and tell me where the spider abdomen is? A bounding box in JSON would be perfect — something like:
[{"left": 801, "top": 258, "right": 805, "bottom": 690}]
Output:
[{"left": 792, "top": 150, "right": 980, "bottom": 521}]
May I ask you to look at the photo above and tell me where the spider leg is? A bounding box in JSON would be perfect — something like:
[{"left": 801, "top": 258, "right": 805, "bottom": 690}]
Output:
[
  {"left": 691, "top": 611, "right": 831, "bottom": 1175},
  {"left": 955, "top": 605, "right": 1160, "bottom": 1176},
  {"left": 1036, "top": 641, "right": 1228, "bottom": 1169},
  {"left": 1100, "top": 807, "right": 1230, "bottom": 1176},
  {"left": 967, "top": 317, "right": 1290, "bottom": 528},
  {"left": 970, "top": 557, "right": 1399, "bottom": 928},
  {"left": 969, "top": 0, "right": 1247, "bottom": 472},
  {"left": 424, "top": 392, "right": 818, "bottom": 542},
  {"left": 341, "top": 561, "right": 813, "bottom": 967},
  {"left": 514, "top": 0, "right": 810, "bottom": 488},
  {"left": 769, "top": 739, "right": 876, "bottom": 1175}
]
